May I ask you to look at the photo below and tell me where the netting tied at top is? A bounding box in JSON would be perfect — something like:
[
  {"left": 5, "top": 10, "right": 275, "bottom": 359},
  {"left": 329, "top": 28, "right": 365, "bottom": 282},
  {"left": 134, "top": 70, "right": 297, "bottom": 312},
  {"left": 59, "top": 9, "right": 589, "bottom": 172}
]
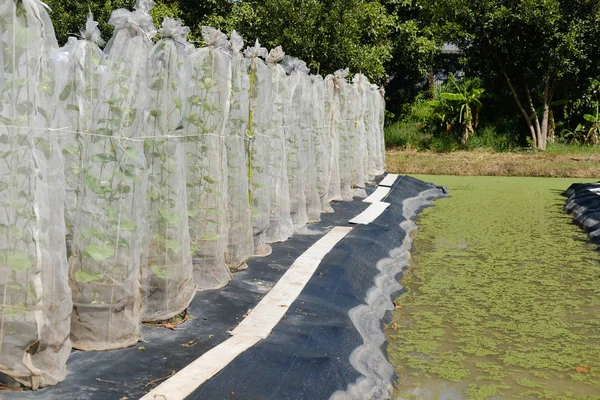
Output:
[{"left": 0, "top": 1, "right": 387, "bottom": 389}]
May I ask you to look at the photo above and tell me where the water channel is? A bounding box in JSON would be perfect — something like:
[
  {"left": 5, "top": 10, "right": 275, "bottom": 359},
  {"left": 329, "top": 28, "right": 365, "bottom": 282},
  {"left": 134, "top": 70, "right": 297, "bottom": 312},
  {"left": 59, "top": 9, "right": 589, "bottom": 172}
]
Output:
[{"left": 387, "top": 175, "right": 600, "bottom": 400}]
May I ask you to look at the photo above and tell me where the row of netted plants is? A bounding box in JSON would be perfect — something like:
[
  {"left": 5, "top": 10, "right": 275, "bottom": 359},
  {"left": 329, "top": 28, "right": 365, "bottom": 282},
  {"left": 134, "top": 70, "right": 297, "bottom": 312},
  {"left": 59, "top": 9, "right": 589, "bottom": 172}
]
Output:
[{"left": 0, "top": 0, "right": 386, "bottom": 390}]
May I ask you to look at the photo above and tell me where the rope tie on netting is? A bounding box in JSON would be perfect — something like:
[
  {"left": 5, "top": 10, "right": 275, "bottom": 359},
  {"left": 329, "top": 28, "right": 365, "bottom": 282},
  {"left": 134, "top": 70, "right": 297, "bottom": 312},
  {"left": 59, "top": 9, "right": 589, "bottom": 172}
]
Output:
[
  {"left": 2, "top": 124, "right": 325, "bottom": 142},
  {"left": 108, "top": 6, "right": 157, "bottom": 44}
]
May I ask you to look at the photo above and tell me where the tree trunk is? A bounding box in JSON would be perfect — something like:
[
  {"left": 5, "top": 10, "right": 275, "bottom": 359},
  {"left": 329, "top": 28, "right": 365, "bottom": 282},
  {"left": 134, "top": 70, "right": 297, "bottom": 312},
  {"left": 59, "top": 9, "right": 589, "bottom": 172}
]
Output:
[
  {"left": 427, "top": 67, "right": 435, "bottom": 100},
  {"left": 547, "top": 109, "right": 555, "bottom": 144},
  {"left": 462, "top": 106, "right": 474, "bottom": 145},
  {"left": 539, "top": 72, "right": 552, "bottom": 151},
  {"left": 501, "top": 70, "right": 537, "bottom": 147},
  {"left": 524, "top": 80, "right": 544, "bottom": 150}
]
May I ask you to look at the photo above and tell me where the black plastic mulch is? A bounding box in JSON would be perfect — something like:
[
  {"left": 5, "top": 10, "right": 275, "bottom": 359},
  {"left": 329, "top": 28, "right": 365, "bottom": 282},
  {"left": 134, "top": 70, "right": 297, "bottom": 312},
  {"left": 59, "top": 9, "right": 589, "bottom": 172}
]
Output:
[{"left": 564, "top": 181, "right": 600, "bottom": 247}]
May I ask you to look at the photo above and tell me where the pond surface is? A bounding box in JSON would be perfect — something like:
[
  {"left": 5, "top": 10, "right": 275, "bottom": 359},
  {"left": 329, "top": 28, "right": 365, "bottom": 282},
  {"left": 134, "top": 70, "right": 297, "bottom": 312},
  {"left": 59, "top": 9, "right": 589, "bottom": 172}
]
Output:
[{"left": 387, "top": 176, "right": 600, "bottom": 400}]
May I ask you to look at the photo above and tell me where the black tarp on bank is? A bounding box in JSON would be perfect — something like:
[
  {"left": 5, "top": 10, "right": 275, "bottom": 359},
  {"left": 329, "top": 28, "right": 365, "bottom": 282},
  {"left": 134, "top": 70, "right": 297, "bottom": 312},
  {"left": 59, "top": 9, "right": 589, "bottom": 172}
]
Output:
[{"left": 564, "top": 182, "right": 600, "bottom": 246}]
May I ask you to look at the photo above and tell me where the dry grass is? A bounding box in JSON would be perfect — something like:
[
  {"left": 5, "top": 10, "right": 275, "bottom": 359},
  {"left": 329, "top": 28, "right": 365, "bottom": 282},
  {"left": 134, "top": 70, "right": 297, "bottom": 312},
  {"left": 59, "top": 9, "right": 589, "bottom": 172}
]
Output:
[{"left": 386, "top": 149, "right": 600, "bottom": 178}]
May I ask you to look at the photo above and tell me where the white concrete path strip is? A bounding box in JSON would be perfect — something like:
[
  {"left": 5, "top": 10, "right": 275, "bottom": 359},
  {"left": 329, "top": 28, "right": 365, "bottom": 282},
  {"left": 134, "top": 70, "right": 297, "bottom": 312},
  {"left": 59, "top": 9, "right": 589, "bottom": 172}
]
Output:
[
  {"left": 139, "top": 226, "right": 354, "bottom": 400},
  {"left": 363, "top": 186, "right": 391, "bottom": 204},
  {"left": 349, "top": 202, "right": 390, "bottom": 225},
  {"left": 139, "top": 335, "right": 262, "bottom": 400},
  {"left": 379, "top": 174, "right": 399, "bottom": 187},
  {"left": 231, "top": 226, "right": 353, "bottom": 338}
]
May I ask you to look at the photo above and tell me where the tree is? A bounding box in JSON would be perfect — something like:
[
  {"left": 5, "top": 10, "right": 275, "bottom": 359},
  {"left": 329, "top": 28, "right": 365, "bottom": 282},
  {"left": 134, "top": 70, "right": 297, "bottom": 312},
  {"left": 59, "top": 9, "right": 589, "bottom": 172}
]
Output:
[
  {"left": 198, "top": 0, "right": 399, "bottom": 82},
  {"left": 380, "top": 0, "right": 440, "bottom": 116},
  {"left": 423, "top": 0, "right": 600, "bottom": 150}
]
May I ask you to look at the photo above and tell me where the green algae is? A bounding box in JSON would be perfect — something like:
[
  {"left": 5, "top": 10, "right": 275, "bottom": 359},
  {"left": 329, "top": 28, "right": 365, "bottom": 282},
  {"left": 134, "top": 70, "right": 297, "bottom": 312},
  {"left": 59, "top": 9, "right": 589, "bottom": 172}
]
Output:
[{"left": 387, "top": 176, "right": 600, "bottom": 400}]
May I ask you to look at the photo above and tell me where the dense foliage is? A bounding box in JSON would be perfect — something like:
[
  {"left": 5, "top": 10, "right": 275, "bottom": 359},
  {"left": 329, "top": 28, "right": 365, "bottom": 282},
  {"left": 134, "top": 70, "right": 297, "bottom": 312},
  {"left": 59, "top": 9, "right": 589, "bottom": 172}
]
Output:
[
  {"left": 44, "top": 0, "right": 600, "bottom": 150},
  {"left": 421, "top": 0, "right": 600, "bottom": 149},
  {"left": 44, "top": 0, "right": 434, "bottom": 84}
]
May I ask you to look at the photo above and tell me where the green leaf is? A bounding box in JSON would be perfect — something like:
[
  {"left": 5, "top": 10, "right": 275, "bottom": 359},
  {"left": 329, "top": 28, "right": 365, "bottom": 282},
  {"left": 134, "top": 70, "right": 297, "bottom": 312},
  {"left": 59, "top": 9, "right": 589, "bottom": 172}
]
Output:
[
  {"left": 188, "top": 95, "right": 202, "bottom": 106},
  {"left": 75, "top": 269, "right": 104, "bottom": 283},
  {"left": 119, "top": 220, "right": 137, "bottom": 232},
  {"left": 85, "top": 175, "right": 111, "bottom": 195},
  {"left": 84, "top": 245, "right": 115, "bottom": 262},
  {"left": 65, "top": 104, "right": 80, "bottom": 113},
  {"left": 118, "top": 185, "right": 131, "bottom": 194},
  {"left": 91, "top": 153, "right": 117, "bottom": 163},
  {"left": 110, "top": 105, "right": 124, "bottom": 117},
  {"left": 440, "top": 92, "right": 466, "bottom": 102},
  {"left": 60, "top": 82, "right": 75, "bottom": 101},
  {"left": 159, "top": 209, "right": 181, "bottom": 225},
  {"left": 151, "top": 265, "right": 172, "bottom": 279},
  {"left": 123, "top": 108, "right": 137, "bottom": 128},
  {"left": 550, "top": 99, "right": 569, "bottom": 107},
  {"left": 36, "top": 106, "right": 51, "bottom": 123},
  {"left": 1, "top": 251, "right": 34, "bottom": 272},
  {"left": 35, "top": 137, "right": 52, "bottom": 159},
  {"left": 583, "top": 114, "right": 597, "bottom": 123},
  {"left": 16, "top": 101, "right": 34, "bottom": 115},
  {"left": 63, "top": 146, "right": 79, "bottom": 155},
  {"left": 203, "top": 175, "right": 216, "bottom": 184},
  {"left": 81, "top": 228, "right": 104, "bottom": 239},
  {"left": 3, "top": 78, "right": 26, "bottom": 91},
  {"left": 164, "top": 238, "right": 181, "bottom": 252},
  {"left": 96, "top": 128, "right": 113, "bottom": 136},
  {"left": 37, "top": 73, "right": 55, "bottom": 96},
  {"left": 199, "top": 233, "right": 220, "bottom": 241}
]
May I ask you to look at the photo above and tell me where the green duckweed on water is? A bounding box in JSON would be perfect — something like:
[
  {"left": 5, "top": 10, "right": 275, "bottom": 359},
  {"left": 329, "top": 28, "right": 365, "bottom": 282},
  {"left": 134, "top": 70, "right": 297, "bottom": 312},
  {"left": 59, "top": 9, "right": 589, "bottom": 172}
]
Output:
[{"left": 387, "top": 175, "right": 600, "bottom": 400}]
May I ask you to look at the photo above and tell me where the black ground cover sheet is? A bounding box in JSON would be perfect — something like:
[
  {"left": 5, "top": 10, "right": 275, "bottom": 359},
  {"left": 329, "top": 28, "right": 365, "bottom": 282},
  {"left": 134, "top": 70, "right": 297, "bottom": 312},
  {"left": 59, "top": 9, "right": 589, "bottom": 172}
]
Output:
[
  {"left": 564, "top": 182, "right": 600, "bottom": 247},
  {"left": 3, "top": 176, "right": 443, "bottom": 400}
]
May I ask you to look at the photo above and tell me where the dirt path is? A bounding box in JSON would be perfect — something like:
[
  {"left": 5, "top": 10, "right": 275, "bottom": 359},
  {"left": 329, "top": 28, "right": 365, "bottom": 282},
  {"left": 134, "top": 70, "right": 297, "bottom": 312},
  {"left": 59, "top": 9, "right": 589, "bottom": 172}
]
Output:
[{"left": 386, "top": 150, "right": 600, "bottom": 178}]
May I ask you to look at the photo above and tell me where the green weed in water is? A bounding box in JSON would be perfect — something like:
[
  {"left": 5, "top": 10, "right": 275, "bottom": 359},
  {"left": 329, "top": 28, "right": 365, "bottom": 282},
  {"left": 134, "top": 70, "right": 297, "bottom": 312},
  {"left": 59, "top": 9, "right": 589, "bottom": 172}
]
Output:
[{"left": 388, "top": 175, "right": 600, "bottom": 400}]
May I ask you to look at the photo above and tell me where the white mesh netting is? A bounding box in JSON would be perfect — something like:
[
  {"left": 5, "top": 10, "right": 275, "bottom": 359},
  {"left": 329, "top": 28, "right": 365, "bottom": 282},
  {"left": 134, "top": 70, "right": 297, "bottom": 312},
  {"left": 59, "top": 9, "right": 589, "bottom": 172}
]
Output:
[
  {"left": 225, "top": 31, "right": 254, "bottom": 270},
  {"left": 265, "top": 48, "right": 294, "bottom": 243},
  {"left": 185, "top": 27, "right": 231, "bottom": 290},
  {"left": 0, "top": 0, "right": 72, "bottom": 388},
  {"left": 68, "top": 3, "right": 154, "bottom": 351},
  {"left": 140, "top": 18, "right": 195, "bottom": 322},
  {"left": 283, "top": 56, "right": 311, "bottom": 230},
  {"left": 54, "top": 14, "right": 104, "bottom": 253},
  {"left": 310, "top": 75, "right": 333, "bottom": 213},
  {"left": 323, "top": 73, "right": 343, "bottom": 203},
  {"left": 246, "top": 41, "right": 273, "bottom": 255},
  {"left": 0, "top": 3, "right": 386, "bottom": 388}
]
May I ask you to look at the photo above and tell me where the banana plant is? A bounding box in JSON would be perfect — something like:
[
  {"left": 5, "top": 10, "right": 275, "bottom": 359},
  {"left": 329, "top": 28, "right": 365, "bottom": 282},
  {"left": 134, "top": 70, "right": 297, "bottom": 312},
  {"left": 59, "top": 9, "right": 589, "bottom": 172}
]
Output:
[
  {"left": 439, "top": 75, "right": 484, "bottom": 144},
  {"left": 583, "top": 102, "right": 600, "bottom": 145}
]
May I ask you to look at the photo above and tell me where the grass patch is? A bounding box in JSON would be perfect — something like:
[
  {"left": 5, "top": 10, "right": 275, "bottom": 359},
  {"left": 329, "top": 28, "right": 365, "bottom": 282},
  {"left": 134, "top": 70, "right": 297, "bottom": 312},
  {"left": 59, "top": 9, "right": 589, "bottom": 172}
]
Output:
[
  {"left": 386, "top": 149, "right": 600, "bottom": 178},
  {"left": 384, "top": 121, "right": 433, "bottom": 149},
  {"left": 384, "top": 118, "right": 523, "bottom": 152}
]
